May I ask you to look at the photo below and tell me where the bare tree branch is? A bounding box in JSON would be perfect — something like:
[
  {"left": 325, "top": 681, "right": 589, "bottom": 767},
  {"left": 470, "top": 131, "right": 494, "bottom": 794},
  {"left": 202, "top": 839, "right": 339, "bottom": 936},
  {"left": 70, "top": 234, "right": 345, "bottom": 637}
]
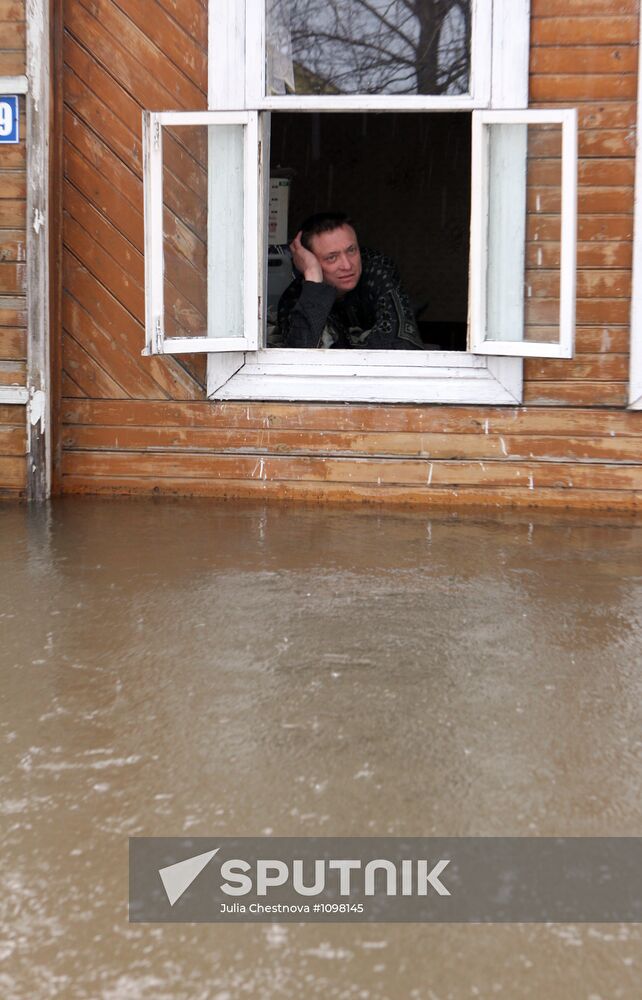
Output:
[{"left": 273, "top": 0, "right": 470, "bottom": 96}]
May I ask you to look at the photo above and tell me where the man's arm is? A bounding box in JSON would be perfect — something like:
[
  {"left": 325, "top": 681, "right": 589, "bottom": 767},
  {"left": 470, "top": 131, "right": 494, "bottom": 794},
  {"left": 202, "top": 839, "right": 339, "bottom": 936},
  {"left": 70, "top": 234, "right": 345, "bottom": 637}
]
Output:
[
  {"left": 278, "top": 230, "right": 338, "bottom": 348},
  {"left": 279, "top": 280, "right": 337, "bottom": 348}
]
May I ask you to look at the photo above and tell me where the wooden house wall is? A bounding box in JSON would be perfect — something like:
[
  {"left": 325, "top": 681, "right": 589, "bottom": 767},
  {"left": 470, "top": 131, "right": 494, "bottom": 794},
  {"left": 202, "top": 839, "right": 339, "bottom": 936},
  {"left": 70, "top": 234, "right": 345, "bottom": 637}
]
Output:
[
  {"left": 55, "top": 0, "right": 642, "bottom": 511},
  {"left": 0, "top": 0, "right": 27, "bottom": 497}
]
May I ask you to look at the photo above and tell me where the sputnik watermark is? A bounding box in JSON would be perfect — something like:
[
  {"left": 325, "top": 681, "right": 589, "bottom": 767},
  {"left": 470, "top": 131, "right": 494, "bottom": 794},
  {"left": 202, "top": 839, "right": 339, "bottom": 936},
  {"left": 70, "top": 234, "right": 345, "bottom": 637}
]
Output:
[
  {"left": 159, "top": 851, "right": 450, "bottom": 909},
  {"left": 129, "top": 838, "right": 642, "bottom": 923}
]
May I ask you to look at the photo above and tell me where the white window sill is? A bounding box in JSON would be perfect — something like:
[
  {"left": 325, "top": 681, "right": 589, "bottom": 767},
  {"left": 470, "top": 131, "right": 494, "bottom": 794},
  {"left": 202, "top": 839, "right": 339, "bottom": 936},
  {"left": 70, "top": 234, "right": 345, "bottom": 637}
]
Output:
[{"left": 207, "top": 350, "right": 523, "bottom": 405}]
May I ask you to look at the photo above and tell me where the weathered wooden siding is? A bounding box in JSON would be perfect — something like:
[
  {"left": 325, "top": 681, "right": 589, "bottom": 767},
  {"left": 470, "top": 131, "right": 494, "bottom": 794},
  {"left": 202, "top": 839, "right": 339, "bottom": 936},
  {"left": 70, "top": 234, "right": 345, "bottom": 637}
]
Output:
[
  {"left": 57, "top": 0, "right": 642, "bottom": 511},
  {"left": 527, "top": 0, "right": 637, "bottom": 408},
  {"left": 0, "top": 0, "right": 27, "bottom": 497},
  {"left": 59, "top": 0, "right": 208, "bottom": 411}
]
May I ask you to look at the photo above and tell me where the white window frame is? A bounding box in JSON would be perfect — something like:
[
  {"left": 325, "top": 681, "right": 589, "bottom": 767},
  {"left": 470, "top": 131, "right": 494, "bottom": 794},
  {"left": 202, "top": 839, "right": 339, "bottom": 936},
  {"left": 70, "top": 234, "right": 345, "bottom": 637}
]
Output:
[
  {"left": 142, "top": 110, "right": 261, "bottom": 355},
  {"left": 243, "top": 0, "right": 492, "bottom": 112},
  {"left": 142, "top": 2, "right": 578, "bottom": 404},
  {"left": 470, "top": 108, "right": 578, "bottom": 360}
]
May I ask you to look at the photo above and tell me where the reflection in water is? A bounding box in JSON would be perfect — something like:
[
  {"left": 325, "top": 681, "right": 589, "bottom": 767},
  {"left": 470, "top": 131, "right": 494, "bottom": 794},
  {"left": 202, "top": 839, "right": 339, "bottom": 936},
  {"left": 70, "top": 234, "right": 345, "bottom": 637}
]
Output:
[
  {"left": 2, "top": 498, "right": 642, "bottom": 998},
  {"left": 267, "top": 0, "right": 471, "bottom": 95}
]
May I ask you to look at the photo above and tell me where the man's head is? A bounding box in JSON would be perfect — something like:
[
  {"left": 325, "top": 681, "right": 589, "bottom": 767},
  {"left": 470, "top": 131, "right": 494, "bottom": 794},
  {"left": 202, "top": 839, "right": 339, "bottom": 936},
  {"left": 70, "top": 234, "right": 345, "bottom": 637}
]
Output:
[{"left": 300, "top": 212, "right": 362, "bottom": 294}]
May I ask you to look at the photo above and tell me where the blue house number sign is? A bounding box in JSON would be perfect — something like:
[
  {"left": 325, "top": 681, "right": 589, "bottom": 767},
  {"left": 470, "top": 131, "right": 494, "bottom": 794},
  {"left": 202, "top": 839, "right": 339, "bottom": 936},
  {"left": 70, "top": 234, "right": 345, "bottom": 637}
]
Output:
[{"left": 0, "top": 96, "right": 19, "bottom": 143}]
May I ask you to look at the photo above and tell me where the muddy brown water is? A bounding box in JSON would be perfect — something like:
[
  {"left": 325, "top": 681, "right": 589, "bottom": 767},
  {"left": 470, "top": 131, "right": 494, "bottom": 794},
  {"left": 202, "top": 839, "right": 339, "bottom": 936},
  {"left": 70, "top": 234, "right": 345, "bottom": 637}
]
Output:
[{"left": 1, "top": 497, "right": 642, "bottom": 999}]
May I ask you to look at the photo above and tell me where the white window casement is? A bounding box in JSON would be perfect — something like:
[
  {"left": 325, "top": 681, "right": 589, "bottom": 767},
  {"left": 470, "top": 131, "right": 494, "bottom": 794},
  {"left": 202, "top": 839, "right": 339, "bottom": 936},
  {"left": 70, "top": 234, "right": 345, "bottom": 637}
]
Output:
[{"left": 142, "top": 1, "right": 578, "bottom": 405}]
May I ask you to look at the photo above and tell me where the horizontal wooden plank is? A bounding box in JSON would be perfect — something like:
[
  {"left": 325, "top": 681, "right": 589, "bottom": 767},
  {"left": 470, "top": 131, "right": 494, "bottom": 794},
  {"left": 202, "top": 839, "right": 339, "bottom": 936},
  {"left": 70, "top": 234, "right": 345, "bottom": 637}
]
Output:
[
  {"left": 523, "top": 381, "right": 627, "bottom": 406},
  {"left": 530, "top": 188, "right": 635, "bottom": 216},
  {"left": 532, "top": 0, "right": 638, "bottom": 13},
  {"left": 0, "top": 262, "right": 25, "bottom": 294},
  {"left": 577, "top": 270, "right": 631, "bottom": 298},
  {"left": 579, "top": 159, "right": 635, "bottom": 187},
  {"left": 0, "top": 454, "right": 24, "bottom": 488},
  {"left": 0, "top": 325, "right": 25, "bottom": 359},
  {"left": 532, "top": 17, "right": 639, "bottom": 46},
  {"left": 0, "top": 142, "right": 25, "bottom": 169},
  {"left": 576, "top": 216, "right": 633, "bottom": 241},
  {"left": 579, "top": 129, "right": 635, "bottom": 158},
  {"left": 574, "top": 327, "right": 629, "bottom": 353},
  {"left": 578, "top": 104, "right": 637, "bottom": 131},
  {"left": 0, "top": 51, "right": 24, "bottom": 75},
  {"left": 531, "top": 74, "right": 637, "bottom": 102},
  {"left": 532, "top": 217, "right": 632, "bottom": 248},
  {"left": 524, "top": 354, "right": 628, "bottom": 381},
  {"left": 576, "top": 298, "right": 631, "bottom": 324},
  {"left": 527, "top": 158, "right": 635, "bottom": 188},
  {"left": 576, "top": 241, "right": 632, "bottom": 268},
  {"left": 0, "top": 173, "right": 26, "bottom": 199},
  {"left": 0, "top": 21, "right": 24, "bottom": 47},
  {"left": 0, "top": 231, "right": 26, "bottom": 261},
  {"left": 60, "top": 399, "right": 642, "bottom": 439},
  {"left": 0, "top": 358, "right": 24, "bottom": 385},
  {"left": 0, "top": 401, "right": 24, "bottom": 424},
  {"left": 0, "top": 423, "right": 25, "bottom": 455},
  {"left": 578, "top": 187, "right": 634, "bottom": 214},
  {"left": 0, "top": 1, "right": 25, "bottom": 19},
  {"left": 0, "top": 201, "right": 25, "bottom": 227},
  {"left": 532, "top": 46, "right": 638, "bottom": 75},
  {"left": 61, "top": 424, "right": 642, "bottom": 465},
  {"left": 61, "top": 450, "right": 642, "bottom": 492},
  {"left": 0, "top": 301, "right": 26, "bottom": 326},
  {"left": 57, "top": 473, "right": 642, "bottom": 513},
  {"left": 526, "top": 269, "right": 631, "bottom": 299},
  {"left": 527, "top": 240, "right": 632, "bottom": 269}
]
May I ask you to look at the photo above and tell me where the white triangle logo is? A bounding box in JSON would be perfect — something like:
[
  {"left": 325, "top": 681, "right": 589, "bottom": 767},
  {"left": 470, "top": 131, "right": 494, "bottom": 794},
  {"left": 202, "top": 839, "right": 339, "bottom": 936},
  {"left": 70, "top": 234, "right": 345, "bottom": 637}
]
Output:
[{"left": 158, "top": 848, "right": 220, "bottom": 906}]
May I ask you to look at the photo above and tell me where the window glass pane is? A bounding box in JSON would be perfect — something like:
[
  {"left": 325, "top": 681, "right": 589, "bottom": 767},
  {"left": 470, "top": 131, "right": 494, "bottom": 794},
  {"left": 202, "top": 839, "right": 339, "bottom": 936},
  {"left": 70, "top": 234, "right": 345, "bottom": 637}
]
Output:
[
  {"left": 162, "top": 124, "right": 244, "bottom": 341},
  {"left": 486, "top": 122, "right": 564, "bottom": 346},
  {"left": 266, "top": 0, "right": 471, "bottom": 96}
]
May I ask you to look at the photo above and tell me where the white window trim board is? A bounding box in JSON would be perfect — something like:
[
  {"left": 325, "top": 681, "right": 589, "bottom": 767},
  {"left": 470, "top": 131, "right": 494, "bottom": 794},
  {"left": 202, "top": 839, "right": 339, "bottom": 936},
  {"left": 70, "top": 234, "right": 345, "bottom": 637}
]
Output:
[
  {"left": 628, "top": 11, "right": 642, "bottom": 408},
  {"left": 0, "top": 386, "right": 29, "bottom": 405},
  {"left": 25, "top": 3, "right": 51, "bottom": 501},
  {"left": 0, "top": 75, "right": 28, "bottom": 94}
]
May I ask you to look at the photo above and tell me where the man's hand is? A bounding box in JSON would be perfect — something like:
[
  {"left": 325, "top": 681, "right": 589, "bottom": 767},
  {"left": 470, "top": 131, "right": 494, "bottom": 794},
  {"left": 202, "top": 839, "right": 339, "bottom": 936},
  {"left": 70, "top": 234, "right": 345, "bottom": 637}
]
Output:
[{"left": 290, "top": 231, "right": 323, "bottom": 283}]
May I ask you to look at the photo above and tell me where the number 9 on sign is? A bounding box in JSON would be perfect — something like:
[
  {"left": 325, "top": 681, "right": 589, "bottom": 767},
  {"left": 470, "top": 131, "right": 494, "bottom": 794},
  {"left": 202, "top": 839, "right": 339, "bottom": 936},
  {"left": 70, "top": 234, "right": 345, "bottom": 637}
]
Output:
[{"left": 0, "top": 97, "right": 19, "bottom": 143}]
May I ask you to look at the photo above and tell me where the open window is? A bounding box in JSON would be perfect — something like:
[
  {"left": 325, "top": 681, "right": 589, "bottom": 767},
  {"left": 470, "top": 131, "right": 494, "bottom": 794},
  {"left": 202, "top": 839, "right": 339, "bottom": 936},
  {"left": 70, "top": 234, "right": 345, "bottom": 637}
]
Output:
[
  {"left": 142, "top": 111, "right": 262, "bottom": 355},
  {"left": 142, "top": 1, "right": 579, "bottom": 404},
  {"left": 470, "top": 109, "right": 577, "bottom": 359}
]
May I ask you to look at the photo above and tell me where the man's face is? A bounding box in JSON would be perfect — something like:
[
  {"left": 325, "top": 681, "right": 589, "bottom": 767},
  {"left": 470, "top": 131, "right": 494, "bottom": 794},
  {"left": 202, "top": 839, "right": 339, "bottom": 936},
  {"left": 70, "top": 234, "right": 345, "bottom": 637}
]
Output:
[{"left": 308, "top": 225, "right": 362, "bottom": 294}]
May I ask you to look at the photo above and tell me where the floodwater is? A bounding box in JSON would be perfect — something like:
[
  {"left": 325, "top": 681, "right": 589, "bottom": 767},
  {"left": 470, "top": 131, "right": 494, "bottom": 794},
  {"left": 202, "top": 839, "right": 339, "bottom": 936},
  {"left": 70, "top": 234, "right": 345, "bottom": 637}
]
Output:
[{"left": 2, "top": 497, "right": 642, "bottom": 999}]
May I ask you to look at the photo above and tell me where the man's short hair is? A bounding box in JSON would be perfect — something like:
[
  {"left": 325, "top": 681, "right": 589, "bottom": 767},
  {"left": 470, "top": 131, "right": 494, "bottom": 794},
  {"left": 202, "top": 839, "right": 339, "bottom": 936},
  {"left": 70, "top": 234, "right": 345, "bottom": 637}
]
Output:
[{"left": 300, "top": 211, "right": 356, "bottom": 250}]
